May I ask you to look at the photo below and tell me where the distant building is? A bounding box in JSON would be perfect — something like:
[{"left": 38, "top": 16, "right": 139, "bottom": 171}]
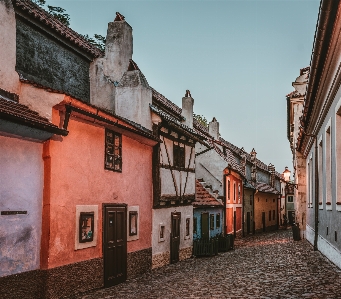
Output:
[
  {"left": 193, "top": 179, "right": 224, "bottom": 240},
  {"left": 280, "top": 167, "right": 296, "bottom": 225}
]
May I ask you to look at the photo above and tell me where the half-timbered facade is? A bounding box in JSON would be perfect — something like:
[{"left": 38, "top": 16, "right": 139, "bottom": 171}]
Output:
[{"left": 150, "top": 89, "right": 203, "bottom": 268}]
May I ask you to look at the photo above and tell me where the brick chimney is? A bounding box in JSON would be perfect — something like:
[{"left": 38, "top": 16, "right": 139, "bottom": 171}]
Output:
[
  {"left": 208, "top": 117, "right": 219, "bottom": 140},
  {"left": 181, "top": 90, "right": 194, "bottom": 128},
  {"left": 240, "top": 147, "right": 246, "bottom": 176},
  {"left": 268, "top": 163, "right": 275, "bottom": 187},
  {"left": 250, "top": 148, "right": 257, "bottom": 182}
]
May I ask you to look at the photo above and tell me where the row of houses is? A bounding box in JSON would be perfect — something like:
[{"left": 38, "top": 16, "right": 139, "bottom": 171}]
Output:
[
  {"left": 287, "top": 0, "right": 341, "bottom": 270},
  {"left": 0, "top": 1, "right": 285, "bottom": 298}
]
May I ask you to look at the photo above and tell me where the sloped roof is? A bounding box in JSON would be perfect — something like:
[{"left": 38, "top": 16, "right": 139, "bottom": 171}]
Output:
[
  {"left": 254, "top": 182, "right": 280, "bottom": 195},
  {"left": 0, "top": 96, "right": 66, "bottom": 135},
  {"left": 194, "top": 180, "right": 223, "bottom": 207},
  {"left": 151, "top": 88, "right": 183, "bottom": 119},
  {"left": 149, "top": 104, "right": 202, "bottom": 139},
  {"left": 13, "top": 0, "right": 103, "bottom": 58}
]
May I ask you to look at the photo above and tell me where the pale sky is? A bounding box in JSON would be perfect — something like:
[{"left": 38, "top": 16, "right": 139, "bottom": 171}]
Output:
[{"left": 47, "top": 0, "right": 320, "bottom": 175}]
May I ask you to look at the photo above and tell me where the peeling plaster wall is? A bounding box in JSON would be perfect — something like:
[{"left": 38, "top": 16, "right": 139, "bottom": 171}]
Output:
[{"left": 0, "top": 135, "right": 43, "bottom": 277}]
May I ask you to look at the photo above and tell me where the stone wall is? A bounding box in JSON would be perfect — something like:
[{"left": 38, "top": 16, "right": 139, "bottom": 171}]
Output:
[
  {"left": 0, "top": 269, "right": 45, "bottom": 299},
  {"left": 127, "top": 248, "right": 152, "bottom": 279},
  {"left": 152, "top": 251, "right": 170, "bottom": 269},
  {"left": 16, "top": 19, "right": 90, "bottom": 102},
  {"left": 179, "top": 246, "right": 192, "bottom": 261}
]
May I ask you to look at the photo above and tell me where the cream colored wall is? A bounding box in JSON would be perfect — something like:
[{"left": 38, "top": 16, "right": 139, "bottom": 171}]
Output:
[{"left": 0, "top": 0, "right": 19, "bottom": 94}]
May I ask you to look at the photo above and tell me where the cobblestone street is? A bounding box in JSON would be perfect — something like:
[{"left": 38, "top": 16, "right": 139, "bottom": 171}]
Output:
[{"left": 76, "top": 230, "right": 341, "bottom": 299}]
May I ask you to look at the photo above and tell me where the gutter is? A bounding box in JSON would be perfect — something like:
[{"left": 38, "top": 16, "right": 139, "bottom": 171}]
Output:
[
  {"left": 0, "top": 110, "right": 68, "bottom": 136},
  {"left": 63, "top": 104, "right": 161, "bottom": 143},
  {"left": 298, "top": 0, "right": 338, "bottom": 152}
]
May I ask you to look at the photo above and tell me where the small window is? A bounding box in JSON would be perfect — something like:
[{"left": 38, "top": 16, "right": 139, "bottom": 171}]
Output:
[
  {"left": 269, "top": 211, "right": 271, "bottom": 221},
  {"left": 159, "top": 223, "right": 165, "bottom": 242},
  {"left": 79, "top": 212, "right": 94, "bottom": 243},
  {"left": 173, "top": 144, "right": 185, "bottom": 168},
  {"left": 216, "top": 213, "right": 220, "bottom": 228},
  {"left": 210, "top": 214, "right": 215, "bottom": 230},
  {"left": 273, "top": 198, "right": 275, "bottom": 203},
  {"left": 238, "top": 184, "right": 241, "bottom": 202},
  {"left": 193, "top": 217, "right": 197, "bottom": 234},
  {"left": 228, "top": 180, "right": 231, "bottom": 201},
  {"left": 186, "top": 218, "right": 190, "bottom": 236},
  {"left": 233, "top": 183, "right": 236, "bottom": 202},
  {"left": 129, "top": 211, "right": 138, "bottom": 236},
  {"left": 273, "top": 210, "right": 275, "bottom": 221},
  {"left": 105, "top": 129, "right": 122, "bottom": 172},
  {"left": 250, "top": 195, "right": 252, "bottom": 205},
  {"left": 287, "top": 196, "right": 293, "bottom": 203}
]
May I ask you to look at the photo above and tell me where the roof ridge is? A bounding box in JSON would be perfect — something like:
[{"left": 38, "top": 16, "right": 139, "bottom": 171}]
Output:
[{"left": 14, "top": 0, "right": 103, "bottom": 58}]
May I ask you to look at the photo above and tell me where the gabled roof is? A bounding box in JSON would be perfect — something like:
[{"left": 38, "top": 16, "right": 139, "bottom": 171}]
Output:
[
  {"left": 254, "top": 182, "right": 280, "bottom": 195},
  {"left": 13, "top": 0, "right": 103, "bottom": 58},
  {"left": 194, "top": 180, "right": 223, "bottom": 207}
]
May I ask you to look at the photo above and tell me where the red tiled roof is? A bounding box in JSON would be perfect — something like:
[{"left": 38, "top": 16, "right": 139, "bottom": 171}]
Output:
[
  {"left": 0, "top": 96, "right": 66, "bottom": 135},
  {"left": 194, "top": 180, "right": 223, "bottom": 207},
  {"left": 13, "top": 0, "right": 103, "bottom": 58}
]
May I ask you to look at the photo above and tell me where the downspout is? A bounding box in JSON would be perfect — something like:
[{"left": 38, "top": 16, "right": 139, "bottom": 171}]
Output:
[
  {"left": 314, "top": 137, "right": 319, "bottom": 251},
  {"left": 242, "top": 180, "right": 245, "bottom": 237},
  {"left": 301, "top": 128, "right": 318, "bottom": 250},
  {"left": 223, "top": 174, "right": 227, "bottom": 235}
]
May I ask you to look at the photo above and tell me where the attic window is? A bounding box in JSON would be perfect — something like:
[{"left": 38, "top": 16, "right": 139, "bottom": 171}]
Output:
[
  {"left": 173, "top": 144, "right": 185, "bottom": 168},
  {"left": 105, "top": 129, "right": 122, "bottom": 172}
]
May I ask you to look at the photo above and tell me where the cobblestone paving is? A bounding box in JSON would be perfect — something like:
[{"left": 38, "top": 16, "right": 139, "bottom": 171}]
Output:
[{"left": 77, "top": 230, "right": 341, "bottom": 299}]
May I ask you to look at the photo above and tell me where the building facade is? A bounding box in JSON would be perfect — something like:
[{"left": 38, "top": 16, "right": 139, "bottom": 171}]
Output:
[{"left": 289, "top": 0, "right": 341, "bottom": 269}]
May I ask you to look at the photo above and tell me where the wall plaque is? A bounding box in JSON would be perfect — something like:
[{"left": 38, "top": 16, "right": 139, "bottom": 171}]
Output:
[{"left": 1, "top": 211, "right": 27, "bottom": 215}]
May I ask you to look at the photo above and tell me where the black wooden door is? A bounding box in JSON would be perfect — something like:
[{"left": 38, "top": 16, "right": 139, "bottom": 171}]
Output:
[
  {"left": 201, "top": 212, "right": 209, "bottom": 239},
  {"left": 247, "top": 212, "right": 251, "bottom": 234},
  {"left": 170, "top": 212, "right": 181, "bottom": 264},
  {"left": 288, "top": 211, "right": 295, "bottom": 225},
  {"left": 103, "top": 205, "right": 127, "bottom": 288},
  {"left": 262, "top": 212, "right": 266, "bottom": 232}
]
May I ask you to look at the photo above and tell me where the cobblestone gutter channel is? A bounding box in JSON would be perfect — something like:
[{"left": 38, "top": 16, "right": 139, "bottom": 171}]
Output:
[{"left": 74, "top": 230, "right": 341, "bottom": 299}]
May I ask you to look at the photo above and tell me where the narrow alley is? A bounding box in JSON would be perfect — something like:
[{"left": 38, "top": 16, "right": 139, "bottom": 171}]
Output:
[{"left": 76, "top": 230, "right": 341, "bottom": 299}]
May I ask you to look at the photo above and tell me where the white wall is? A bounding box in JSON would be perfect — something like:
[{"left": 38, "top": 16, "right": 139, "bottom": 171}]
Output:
[
  {"left": 0, "top": 135, "right": 43, "bottom": 277},
  {"left": 152, "top": 205, "right": 193, "bottom": 256}
]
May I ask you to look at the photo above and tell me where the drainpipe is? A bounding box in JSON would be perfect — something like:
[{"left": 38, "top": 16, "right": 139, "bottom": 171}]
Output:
[
  {"left": 242, "top": 180, "right": 245, "bottom": 237},
  {"left": 314, "top": 137, "right": 319, "bottom": 251},
  {"left": 223, "top": 173, "right": 227, "bottom": 236},
  {"left": 301, "top": 128, "right": 318, "bottom": 250}
]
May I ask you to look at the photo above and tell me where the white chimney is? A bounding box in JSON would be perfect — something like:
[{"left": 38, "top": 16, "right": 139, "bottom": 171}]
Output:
[
  {"left": 181, "top": 90, "right": 194, "bottom": 128},
  {"left": 208, "top": 117, "right": 219, "bottom": 140},
  {"left": 89, "top": 12, "right": 133, "bottom": 112},
  {"left": 104, "top": 12, "right": 133, "bottom": 83},
  {"left": 115, "top": 60, "right": 152, "bottom": 130}
]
